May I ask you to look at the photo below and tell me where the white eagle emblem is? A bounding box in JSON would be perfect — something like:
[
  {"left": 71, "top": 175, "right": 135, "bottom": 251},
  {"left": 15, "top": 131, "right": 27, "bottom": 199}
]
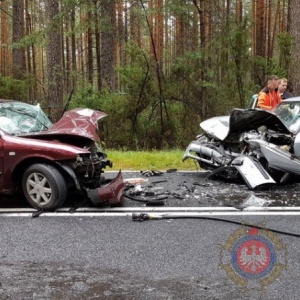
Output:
[
  {"left": 219, "top": 224, "right": 288, "bottom": 291},
  {"left": 239, "top": 245, "right": 268, "bottom": 272}
]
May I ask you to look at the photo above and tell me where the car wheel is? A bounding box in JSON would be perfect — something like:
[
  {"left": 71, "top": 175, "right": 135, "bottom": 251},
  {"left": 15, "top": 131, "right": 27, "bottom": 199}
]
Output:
[{"left": 22, "top": 164, "right": 68, "bottom": 210}]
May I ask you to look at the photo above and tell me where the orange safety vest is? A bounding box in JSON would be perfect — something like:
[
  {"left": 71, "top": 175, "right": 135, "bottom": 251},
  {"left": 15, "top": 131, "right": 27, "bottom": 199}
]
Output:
[{"left": 257, "top": 88, "right": 281, "bottom": 110}]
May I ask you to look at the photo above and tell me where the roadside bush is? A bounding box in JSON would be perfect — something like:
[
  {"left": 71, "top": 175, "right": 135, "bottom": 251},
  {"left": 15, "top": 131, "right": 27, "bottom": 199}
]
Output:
[{"left": 0, "top": 75, "right": 35, "bottom": 102}]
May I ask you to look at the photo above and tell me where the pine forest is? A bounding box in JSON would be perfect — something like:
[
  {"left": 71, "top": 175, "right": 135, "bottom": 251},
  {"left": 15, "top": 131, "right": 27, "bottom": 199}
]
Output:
[{"left": 0, "top": 0, "right": 299, "bottom": 149}]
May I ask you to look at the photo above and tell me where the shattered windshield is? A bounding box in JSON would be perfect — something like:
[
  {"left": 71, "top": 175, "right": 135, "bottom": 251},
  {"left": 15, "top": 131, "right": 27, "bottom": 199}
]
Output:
[
  {"left": 0, "top": 102, "right": 52, "bottom": 135},
  {"left": 273, "top": 101, "right": 300, "bottom": 133}
]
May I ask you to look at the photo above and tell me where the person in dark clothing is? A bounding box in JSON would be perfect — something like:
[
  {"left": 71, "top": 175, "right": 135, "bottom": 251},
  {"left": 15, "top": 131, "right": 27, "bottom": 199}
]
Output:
[{"left": 278, "top": 78, "right": 294, "bottom": 100}]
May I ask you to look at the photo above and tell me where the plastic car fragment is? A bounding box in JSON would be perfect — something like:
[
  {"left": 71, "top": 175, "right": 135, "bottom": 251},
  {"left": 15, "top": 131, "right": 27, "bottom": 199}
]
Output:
[{"left": 86, "top": 170, "right": 125, "bottom": 206}]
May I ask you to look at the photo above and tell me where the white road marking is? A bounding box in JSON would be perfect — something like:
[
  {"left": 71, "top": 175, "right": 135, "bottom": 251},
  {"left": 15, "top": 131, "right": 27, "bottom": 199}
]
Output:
[{"left": 1, "top": 206, "right": 300, "bottom": 217}]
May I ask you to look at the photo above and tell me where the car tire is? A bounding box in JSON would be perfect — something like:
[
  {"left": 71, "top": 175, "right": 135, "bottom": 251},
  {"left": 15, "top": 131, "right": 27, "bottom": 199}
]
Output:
[{"left": 22, "top": 163, "right": 68, "bottom": 210}]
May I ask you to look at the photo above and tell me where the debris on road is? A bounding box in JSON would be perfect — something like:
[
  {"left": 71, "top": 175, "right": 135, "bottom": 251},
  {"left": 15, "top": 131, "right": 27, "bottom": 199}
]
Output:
[
  {"left": 5, "top": 170, "right": 300, "bottom": 210},
  {"left": 124, "top": 178, "right": 148, "bottom": 185},
  {"left": 236, "top": 193, "right": 273, "bottom": 210},
  {"left": 140, "top": 170, "right": 164, "bottom": 177},
  {"left": 122, "top": 170, "right": 300, "bottom": 209}
]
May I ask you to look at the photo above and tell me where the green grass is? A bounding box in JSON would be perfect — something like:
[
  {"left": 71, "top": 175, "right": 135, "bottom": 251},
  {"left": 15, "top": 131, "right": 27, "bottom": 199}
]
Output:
[{"left": 107, "top": 150, "right": 199, "bottom": 171}]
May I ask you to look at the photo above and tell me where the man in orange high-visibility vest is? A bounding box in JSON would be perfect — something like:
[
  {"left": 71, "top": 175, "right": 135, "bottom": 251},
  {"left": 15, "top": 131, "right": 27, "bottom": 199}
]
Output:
[{"left": 257, "top": 75, "right": 281, "bottom": 111}]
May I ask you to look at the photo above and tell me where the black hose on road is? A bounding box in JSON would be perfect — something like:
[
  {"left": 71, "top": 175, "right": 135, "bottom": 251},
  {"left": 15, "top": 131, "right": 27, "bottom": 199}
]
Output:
[{"left": 132, "top": 212, "right": 300, "bottom": 238}]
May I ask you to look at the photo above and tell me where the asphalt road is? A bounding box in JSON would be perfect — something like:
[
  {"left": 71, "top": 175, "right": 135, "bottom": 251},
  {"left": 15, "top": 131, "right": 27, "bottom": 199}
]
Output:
[
  {"left": 0, "top": 215, "right": 299, "bottom": 299},
  {"left": 0, "top": 171, "right": 300, "bottom": 299}
]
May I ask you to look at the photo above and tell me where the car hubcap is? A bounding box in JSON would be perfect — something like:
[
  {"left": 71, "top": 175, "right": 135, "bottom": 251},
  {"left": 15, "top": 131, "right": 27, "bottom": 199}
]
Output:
[{"left": 27, "top": 172, "right": 52, "bottom": 205}]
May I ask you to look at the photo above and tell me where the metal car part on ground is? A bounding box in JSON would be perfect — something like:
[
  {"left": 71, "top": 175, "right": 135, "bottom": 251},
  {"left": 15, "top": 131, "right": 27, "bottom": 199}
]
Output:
[
  {"left": 0, "top": 100, "right": 124, "bottom": 210},
  {"left": 183, "top": 97, "right": 300, "bottom": 189}
]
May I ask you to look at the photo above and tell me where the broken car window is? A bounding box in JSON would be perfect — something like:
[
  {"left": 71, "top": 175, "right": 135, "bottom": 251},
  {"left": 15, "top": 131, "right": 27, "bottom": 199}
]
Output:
[
  {"left": 0, "top": 102, "right": 52, "bottom": 135},
  {"left": 274, "top": 101, "right": 300, "bottom": 133}
]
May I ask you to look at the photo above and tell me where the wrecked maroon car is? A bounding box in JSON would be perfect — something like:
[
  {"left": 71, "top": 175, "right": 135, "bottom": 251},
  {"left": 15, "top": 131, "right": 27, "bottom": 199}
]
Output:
[{"left": 0, "top": 99, "right": 124, "bottom": 210}]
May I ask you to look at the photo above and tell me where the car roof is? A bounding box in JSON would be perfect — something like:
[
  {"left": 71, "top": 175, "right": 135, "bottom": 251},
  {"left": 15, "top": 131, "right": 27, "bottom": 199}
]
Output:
[
  {"left": 281, "top": 96, "right": 300, "bottom": 102},
  {"left": 0, "top": 99, "right": 24, "bottom": 104}
]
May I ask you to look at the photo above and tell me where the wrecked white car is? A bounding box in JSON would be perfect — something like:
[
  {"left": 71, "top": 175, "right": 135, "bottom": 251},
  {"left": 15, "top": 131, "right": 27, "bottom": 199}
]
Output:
[{"left": 183, "top": 97, "right": 300, "bottom": 189}]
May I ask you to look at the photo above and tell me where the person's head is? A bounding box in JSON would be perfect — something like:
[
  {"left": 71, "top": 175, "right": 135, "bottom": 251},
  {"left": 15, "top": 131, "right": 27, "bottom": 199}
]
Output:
[
  {"left": 266, "top": 75, "right": 279, "bottom": 90},
  {"left": 278, "top": 78, "right": 288, "bottom": 93}
]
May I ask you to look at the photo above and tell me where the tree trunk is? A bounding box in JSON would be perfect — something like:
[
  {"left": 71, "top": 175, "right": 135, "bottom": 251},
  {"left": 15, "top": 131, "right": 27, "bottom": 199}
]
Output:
[
  {"left": 94, "top": 0, "right": 102, "bottom": 91},
  {"left": 12, "top": 0, "right": 26, "bottom": 79},
  {"left": 70, "top": 7, "right": 77, "bottom": 91},
  {"left": 45, "top": 0, "right": 63, "bottom": 122},
  {"left": 155, "top": 0, "right": 163, "bottom": 65},
  {"left": 100, "top": 0, "right": 116, "bottom": 91},
  {"left": 1, "top": 1, "right": 11, "bottom": 76},
  {"left": 288, "top": 0, "right": 300, "bottom": 95},
  {"left": 87, "top": 2, "right": 93, "bottom": 84},
  {"left": 255, "top": 0, "right": 265, "bottom": 57}
]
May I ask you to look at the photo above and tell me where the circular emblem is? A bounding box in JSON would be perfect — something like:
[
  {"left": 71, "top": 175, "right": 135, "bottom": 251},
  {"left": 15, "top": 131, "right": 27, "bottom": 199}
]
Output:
[{"left": 219, "top": 223, "right": 288, "bottom": 292}]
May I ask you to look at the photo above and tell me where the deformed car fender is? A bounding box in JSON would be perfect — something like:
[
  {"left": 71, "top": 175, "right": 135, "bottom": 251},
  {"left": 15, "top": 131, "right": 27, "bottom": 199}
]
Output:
[
  {"left": 258, "top": 141, "right": 300, "bottom": 175},
  {"left": 86, "top": 170, "right": 125, "bottom": 206},
  {"left": 230, "top": 155, "right": 276, "bottom": 189},
  {"left": 56, "top": 162, "right": 81, "bottom": 190},
  {"left": 209, "top": 155, "right": 276, "bottom": 189}
]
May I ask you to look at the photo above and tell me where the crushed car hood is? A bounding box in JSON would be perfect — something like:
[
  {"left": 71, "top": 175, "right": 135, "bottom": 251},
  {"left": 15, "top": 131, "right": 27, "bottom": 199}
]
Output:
[
  {"left": 20, "top": 108, "right": 107, "bottom": 142},
  {"left": 201, "top": 108, "right": 291, "bottom": 141},
  {"left": 228, "top": 109, "right": 291, "bottom": 134}
]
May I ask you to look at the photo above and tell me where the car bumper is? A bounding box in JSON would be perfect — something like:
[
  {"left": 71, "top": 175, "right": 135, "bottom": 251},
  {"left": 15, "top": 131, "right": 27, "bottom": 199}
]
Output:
[{"left": 86, "top": 170, "right": 125, "bottom": 206}]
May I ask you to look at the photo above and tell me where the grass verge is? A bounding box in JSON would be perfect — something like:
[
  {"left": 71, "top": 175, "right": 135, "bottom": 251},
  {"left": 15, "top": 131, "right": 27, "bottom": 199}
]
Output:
[{"left": 107, "top": 150, "right": 199, "bottom": 171}]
